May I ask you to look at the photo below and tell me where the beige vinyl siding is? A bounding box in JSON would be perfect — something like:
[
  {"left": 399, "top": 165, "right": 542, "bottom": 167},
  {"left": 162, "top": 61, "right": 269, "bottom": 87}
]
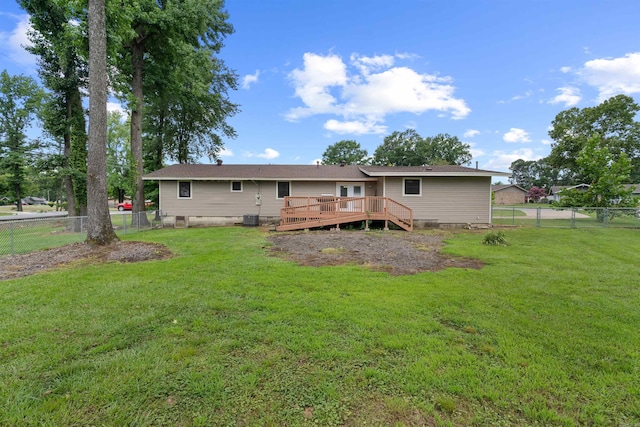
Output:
[
  {"left": 159, "top": 180, "right": 357, "bottom": 217},
  {"left": 384, "top": 176, "right": 491, "bottom": 223}
]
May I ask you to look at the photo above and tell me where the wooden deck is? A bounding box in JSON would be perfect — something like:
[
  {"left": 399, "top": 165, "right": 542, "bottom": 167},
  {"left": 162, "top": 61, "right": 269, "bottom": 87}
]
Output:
[{"left": 276, "top": 196, "right": 413, "bottom": 231}]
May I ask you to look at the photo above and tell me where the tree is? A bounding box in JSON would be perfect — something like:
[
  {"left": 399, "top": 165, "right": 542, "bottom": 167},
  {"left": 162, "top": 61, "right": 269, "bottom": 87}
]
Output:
[
  {"left": 322, "top": 140, "right": 369, "bottom": 165},
  {"left": 527, "top": 186, "right": 547, "bottom": 203},
  {"left": 106, "top": 111, "right": 132, "bottom": 203},
  {"left": 556, "top": 135, "right": 636, "bottom": 221},
  {"left": 372, "top": 130, "right": 472, "bottom": 166},
  {"left": 113, "top": 0, "right": 238, "bottom": 225},
  {"left": 372, "top": 129, "right": 423, "bottom": 166},
  {"left": 425, "top": 133, "right": 472, "bottom": 165},
  {"left": 547, "top": 94, "right": 640, "bottom": 183},
  {"left": 85, "top": 0, "right": 117, "bottom": 245},
  {"left": 21, "top": 0, "right": 89, "bottom": 216},
  {"left": 0, "top": 71, "right": 44, "bottom": 211},
  {"left": 509, "top": 158, "right": 566, "bottom": 190}
]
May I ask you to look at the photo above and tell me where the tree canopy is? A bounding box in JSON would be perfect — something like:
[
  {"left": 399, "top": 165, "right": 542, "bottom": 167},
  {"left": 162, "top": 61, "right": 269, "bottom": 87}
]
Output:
[
  {"left": 0, "top": 71, "right": 44, "bottom": 211},
  {"left": 371, "top": 130, "right": 471, "bottom": 166},
  {"left": 321, "top": 140, "right": 369, "bottom": 165},
  {"left": 547, "top": 94, "right": 640, "bottom": 183}
]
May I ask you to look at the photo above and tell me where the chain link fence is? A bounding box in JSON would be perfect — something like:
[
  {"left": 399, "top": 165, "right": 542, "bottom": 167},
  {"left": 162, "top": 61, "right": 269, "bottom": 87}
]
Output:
[
  {"left": 492, "top": 206, "right": 640, "bottom": 229},
  {"left": 0, "top": 211, "right": 163, "bottom": 256}
]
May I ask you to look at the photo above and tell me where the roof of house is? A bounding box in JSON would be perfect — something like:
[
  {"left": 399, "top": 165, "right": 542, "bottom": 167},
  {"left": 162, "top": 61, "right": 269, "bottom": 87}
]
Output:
[
  {"left": 623, "top": 184, "right": 640, "bottom": 193},
  {"left": 549, "top": 184, "right": 590, "bottom": 194},
  {"left": 143, "top": 164, "right": 510, "bottom": 181},
  {"left": 491, "top": 184, "right": 526, "bottom": 192}
]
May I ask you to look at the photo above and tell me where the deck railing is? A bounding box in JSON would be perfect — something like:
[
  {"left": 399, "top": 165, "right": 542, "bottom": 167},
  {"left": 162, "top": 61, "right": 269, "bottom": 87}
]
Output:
[{"left": 278, "top": 196, "right": 413, "bottom": 231}]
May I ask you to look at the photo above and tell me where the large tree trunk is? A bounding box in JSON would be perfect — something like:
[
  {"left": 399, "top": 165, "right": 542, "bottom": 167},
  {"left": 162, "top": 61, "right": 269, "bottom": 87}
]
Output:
[
  {"left": 86, "top": 0, "right": 117, "bottom": 245},
  {"left": 130, "top": 35, "right": 150, "bottom": 227}
]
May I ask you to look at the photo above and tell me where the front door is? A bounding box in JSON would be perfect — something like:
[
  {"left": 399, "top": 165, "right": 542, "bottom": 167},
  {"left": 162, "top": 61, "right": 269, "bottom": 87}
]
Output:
[
  {"left": 338, "top": 183, "right": 363, "bottom": 198},
  {"left": 337, "top": 183, "right": 364, "bottom": 211}
]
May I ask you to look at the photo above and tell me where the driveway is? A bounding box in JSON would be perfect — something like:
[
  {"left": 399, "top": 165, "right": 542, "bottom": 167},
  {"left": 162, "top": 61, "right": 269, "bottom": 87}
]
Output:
[{"left": 517, "top": 208, "right": 590, "bottom": 219}]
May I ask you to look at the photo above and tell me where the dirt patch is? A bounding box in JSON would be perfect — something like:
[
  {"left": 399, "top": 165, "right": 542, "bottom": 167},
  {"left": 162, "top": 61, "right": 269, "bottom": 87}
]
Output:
[
  {"left": 0, "top": 241, "right": 173, "bottom": 281},
  {"left": 267, "top": 230, "right": 482, "bottom": 275}
]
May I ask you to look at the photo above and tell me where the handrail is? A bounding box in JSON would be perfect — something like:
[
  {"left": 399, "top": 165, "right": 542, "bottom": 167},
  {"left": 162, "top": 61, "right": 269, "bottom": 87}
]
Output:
[{"left": 278, "top": 196, "right": 413, "bottom": 231}]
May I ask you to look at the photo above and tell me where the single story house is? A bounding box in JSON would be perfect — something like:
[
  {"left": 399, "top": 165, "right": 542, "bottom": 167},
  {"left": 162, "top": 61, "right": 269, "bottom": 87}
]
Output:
[
  {"left": 548, "top": 184, "right": 590, "bottom": 203},
  {"left": 491, "top": 184, "right": 527, "bottom": 205},
  {"left": 142, "top": 163, "right": 510, "bottom": 230}
]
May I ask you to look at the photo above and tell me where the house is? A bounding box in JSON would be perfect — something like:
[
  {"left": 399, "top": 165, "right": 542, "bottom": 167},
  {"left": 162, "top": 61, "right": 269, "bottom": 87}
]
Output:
[
  {"left": 548, "top": 184, "right": 590, "bottom": 203},
  {"left": 142, "top": 163, "right": 510, "bottom": 230},
  {"left": 491, "top": 184, "right": 527, "bottom": 205},
  {"left": 623, "top": 184, "right": 640, "bottom": 198}
]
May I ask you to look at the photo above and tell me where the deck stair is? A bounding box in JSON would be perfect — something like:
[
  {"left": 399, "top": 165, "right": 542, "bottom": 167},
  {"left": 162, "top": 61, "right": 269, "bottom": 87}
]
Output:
[{"left": 276, "top": 196, "right": 413, "bottom": 232}]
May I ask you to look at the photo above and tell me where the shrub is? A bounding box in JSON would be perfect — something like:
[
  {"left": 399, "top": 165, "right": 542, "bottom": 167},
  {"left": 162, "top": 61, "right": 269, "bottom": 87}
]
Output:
[{"left": 483, "top": 230, "right": 508, "bottom": 246}]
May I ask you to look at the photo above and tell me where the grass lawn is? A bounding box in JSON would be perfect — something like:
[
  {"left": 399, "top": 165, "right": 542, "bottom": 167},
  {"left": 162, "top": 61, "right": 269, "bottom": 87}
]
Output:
[{"left": 1, "top": 227, "right": 639, "bottom": 426}]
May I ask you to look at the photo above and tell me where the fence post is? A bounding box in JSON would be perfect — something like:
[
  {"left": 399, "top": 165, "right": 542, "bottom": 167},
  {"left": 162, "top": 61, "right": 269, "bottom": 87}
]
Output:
[
  {"left": 123, "top": 213, "right": 127, "bottom": 234},
  {"left": 536, "top": 207, "right": 541, "bottom": 227},
  {"left": 10, "top": 221, "right": 15, "bottom": 255},
  {"left": 570, "top": 208, "right": 576, "bottom": 228},
  {"left": 604, "top": 208, "right": 609, "bottom": 228}
]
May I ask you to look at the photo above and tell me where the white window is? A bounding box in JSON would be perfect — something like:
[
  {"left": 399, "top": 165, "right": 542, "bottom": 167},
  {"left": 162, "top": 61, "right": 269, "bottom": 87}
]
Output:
[
  {"left": 403, "top": 178, "right": 421, "bottom": 196},
  {"left": 178, "top": 181, "right": 192, "bottom": 198},
  {"left": 231, "top": 181, "right": 243, "bottom": 192},
  {"left": 277, "top": 181, "right": 290, "bottom": 199}
]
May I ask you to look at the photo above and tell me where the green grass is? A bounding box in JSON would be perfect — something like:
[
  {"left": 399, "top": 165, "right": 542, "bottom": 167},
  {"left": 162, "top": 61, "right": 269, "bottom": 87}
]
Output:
[
  {"left": 1, "top": 227, "right": 639, "bottom": 426},
  {"left": 0, "top": 213, "right": 161, "bottom": 255}
]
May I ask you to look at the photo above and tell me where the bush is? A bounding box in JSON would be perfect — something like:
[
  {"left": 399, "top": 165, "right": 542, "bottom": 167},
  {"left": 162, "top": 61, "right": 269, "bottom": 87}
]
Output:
[{"left": 483, "top": 230, "right": 508, "bottom": 246}]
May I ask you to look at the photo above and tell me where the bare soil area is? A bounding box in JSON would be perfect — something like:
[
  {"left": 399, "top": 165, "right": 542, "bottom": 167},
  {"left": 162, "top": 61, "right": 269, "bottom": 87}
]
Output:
[
  {"left": 0, "top": 241, "right": 173, "bottom": 281},
  {"left": 268, "top": 230, "right": 483, "bottom": 275},
  {"left": 0, "top": 230, "right": 483, "bottom": 281}
]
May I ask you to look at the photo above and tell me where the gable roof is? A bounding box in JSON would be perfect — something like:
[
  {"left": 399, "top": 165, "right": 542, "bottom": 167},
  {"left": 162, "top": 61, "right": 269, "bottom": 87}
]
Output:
[
  {"left": 143, "top": 164, "right": 510, "bottom": 181},
  {"left": 549, "top": 184, "right": 590, "bottom": 194},
  {"left": 491, "top": 184, "right": 527, "bottom": 192}
]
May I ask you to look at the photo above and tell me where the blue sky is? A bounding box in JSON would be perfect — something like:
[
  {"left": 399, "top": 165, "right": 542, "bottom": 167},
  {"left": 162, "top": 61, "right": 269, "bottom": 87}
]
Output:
[{"left": 1, "top": 0, "right": 640, "bottom": 173}]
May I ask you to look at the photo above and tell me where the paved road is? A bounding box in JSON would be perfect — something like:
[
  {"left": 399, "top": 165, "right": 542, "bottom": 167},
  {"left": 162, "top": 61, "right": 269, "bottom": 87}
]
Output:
[
  {"left": 0, "top": 211, "right": 69, "bottom": 221},
  {"left": 499, "top": 207, "right": 590, "bottom": 219}
]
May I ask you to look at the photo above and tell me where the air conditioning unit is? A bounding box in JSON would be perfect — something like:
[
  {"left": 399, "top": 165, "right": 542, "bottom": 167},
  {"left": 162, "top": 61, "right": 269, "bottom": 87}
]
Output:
[{"left": 243, "top": 214, "right": 259, "bottom": 226}]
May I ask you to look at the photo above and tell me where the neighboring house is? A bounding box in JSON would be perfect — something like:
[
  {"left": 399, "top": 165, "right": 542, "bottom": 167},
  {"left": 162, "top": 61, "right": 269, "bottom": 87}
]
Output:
[
  {"left": 548, "top": 184, "right": 590, "bottom": 203},
  {"left": 623, "top": 184, "right": 640, "bottom": 199},
  {"left": 142, "top": 163, "right": 510, "bottom": 230},
  {"left": 492, "top": 184, "right": 527, "bottom": 205}
]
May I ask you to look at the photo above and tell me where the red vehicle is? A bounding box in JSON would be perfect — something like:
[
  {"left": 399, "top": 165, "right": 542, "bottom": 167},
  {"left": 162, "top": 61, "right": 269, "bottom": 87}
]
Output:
[
  {"left": 117, "top": 201, "right": 132, "bottom": 211},
  {"left": 116, "top": 200, "right": 153, "bottom": 211}
]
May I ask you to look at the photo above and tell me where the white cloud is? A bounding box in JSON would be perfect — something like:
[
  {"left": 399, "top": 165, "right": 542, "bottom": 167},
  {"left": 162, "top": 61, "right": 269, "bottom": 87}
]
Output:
[
  {"left": 468, "top": 142, "right": 485, "bottom": 158},
  {"left": 219, "top": 148, "right": 234, "bottom": 157},
  {"left": 395, "top": 52, "right": 420, "bottom": 60},
  {"left": 483, "top": 148, "right": 542, "bottom": 172},
  {"left": 256, "top": 148, "right": 280, "bottom": 160},
  {"left": 549, "top": 86, "right": 581, "bottom": 107},
  {"left": 107, "top": 102, "right": 127, "bottom": 117},
  {"left": 286, "top": 52, "right": 470, "bottom": 133},
  {"left": 464, "top": 129, "right": 480, "bottom": 138},
  {"left": 310, "top": 158, "right": 322, "bottom": 165},
  {"left": 241, "top": 70, "right": 260, "bottom": 89},
  {"left": 560, "top": 66, "right": 572, "bottom": 73},
  {"left": 0, "top": 14, "right": 36, "bottom": 68},
  {"left": 581, "top": 52, "right": 640, "bottom": 100},
  {"left": 541, "top": 139, "right": 552, "bottom": 145},
  {"left": 350, "top": 53, "right": 395, "bottom": 75},
  {"left": 324, "top": 119, "right": 386, "bottom": 135},
  {"left": 286, "top": 53, "right": 347, "bottom": 120},
  {"left": 503, "top": 128, "right": 531, "bottom": 143}
]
